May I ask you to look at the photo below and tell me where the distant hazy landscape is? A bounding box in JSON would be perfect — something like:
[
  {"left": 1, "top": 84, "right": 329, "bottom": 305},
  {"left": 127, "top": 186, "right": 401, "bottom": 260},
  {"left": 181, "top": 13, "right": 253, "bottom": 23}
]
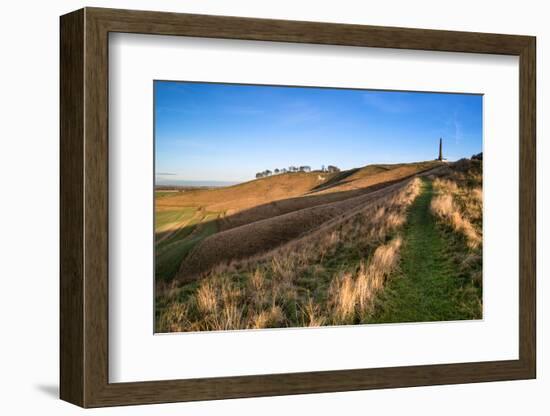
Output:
[
  {"left": 154, "top": 81, "right": 483, "bottom": 332},
  {"left": 155, "top": 180, "right": 241, "bottom": 188}
]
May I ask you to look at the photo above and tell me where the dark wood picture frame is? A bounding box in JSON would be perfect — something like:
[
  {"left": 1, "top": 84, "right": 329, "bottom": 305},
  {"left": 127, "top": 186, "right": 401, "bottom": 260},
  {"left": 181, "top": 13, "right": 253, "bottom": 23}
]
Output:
[{"left": 60, "top": 7, "right": 536, "bottom": 408}]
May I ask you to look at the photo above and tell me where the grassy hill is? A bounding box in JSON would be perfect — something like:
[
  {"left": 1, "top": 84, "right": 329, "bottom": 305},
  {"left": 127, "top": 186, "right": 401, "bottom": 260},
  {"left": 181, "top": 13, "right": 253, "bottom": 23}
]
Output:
[
  {"left": 153, "top": 159, "right": 487, "bottom": 333},
  {"left": 157, "top": 171, "right": 333, "bottom": 215},
  {"left": 154, "top": 161, "right": 441, "bottom": 284}
]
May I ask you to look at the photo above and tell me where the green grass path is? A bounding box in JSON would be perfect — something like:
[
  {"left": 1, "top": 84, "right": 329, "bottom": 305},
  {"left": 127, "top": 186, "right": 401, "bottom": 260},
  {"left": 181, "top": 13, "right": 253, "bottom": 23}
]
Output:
[{"left": 370, "top": 178, "right": 479, "bottom": 323}]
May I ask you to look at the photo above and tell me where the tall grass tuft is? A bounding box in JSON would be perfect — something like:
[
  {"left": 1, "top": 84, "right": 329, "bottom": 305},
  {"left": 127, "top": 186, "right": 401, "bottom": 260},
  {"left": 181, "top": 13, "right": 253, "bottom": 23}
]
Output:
[
  {"left": 431, "top": 174, "right": 482, "bottom": 249},
  {"left": 328, "top": 236, "right": 403, "bottom": 325}
]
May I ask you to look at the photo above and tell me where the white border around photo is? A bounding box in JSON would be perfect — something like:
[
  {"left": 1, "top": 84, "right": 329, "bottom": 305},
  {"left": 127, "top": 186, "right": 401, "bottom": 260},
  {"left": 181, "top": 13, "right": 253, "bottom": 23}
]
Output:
[{"left": 108, "top": 33, "right": 519, "bottom": 383}]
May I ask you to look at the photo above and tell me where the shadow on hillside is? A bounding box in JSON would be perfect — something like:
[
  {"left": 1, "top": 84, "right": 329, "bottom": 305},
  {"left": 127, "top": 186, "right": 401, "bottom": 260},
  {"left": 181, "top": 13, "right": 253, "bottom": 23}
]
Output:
[
  {"left": 217, "top": 165, "right": 442, "bottom": 233},
  {"left": 309, "top": 168, "right": 360, "bottom": 192},
  {"left": 154, "top": 165, "right": 443, "bottom": 285},
  {"left": 154, "top": 172, "right": 419, "bottom": 245},
  {"left": 154, "top": 185, "right": 368, "bottom": 246}
]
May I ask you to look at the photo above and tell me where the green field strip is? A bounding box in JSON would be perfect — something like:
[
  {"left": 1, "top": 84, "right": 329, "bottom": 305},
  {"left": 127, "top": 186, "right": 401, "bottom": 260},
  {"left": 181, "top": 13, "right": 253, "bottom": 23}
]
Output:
[
  {"left": 155, "top": 207, "right": 197, "bottom": 232},
  {"left": 155, "top": 211, "right": 220, "bottom": 282}
]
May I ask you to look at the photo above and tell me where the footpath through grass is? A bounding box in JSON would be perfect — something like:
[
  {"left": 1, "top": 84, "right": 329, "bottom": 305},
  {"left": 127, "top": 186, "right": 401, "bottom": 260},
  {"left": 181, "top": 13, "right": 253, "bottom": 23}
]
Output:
[{"left": 370, "top": 178, "right": 481, "bottom": 323}]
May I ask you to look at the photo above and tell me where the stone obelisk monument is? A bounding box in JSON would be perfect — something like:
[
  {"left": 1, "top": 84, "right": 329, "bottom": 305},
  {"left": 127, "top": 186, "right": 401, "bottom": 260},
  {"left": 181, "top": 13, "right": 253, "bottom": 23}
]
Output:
[{"left": 438, "top": 138, "right": 443, "bottom": 161}]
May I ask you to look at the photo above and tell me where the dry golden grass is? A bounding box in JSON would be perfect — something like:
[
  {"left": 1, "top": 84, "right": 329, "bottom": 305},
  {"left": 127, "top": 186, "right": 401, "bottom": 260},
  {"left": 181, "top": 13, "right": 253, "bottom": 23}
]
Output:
[
  {"left": 195, "top": 281, "right": 218, "bottom": 314},
  {"left": 329, "top": 273, "right": 356, "bottom": 323},
  {"left": 300, "top": 298, "right": 327, "bottom": 327},
  {"left": 157, "top": 302, "right": 190, "bottom": 333},
  {"left": 430, "top": 161, "right": 482, "bottom": 250},
  {"left": 329, "top": 236, "right": 403, "bottom": 324},
  {"left": 430, "top": 193, "right": 454, "bottom": 217},
  {"left": 250, "top": 306, "right": 284, "bottom": 329},
  {"left": 157, "top": 177, "right": 422, "bottom": 332},
  {"left": 431, "top": 193, "right": 481, "bottom": 249}
]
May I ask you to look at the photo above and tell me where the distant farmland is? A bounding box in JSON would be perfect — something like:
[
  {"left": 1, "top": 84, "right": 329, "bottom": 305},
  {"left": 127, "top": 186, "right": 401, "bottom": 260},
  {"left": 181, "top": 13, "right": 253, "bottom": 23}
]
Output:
[{"left": 155, "top": 160, "right": 483, "bottom": 332}]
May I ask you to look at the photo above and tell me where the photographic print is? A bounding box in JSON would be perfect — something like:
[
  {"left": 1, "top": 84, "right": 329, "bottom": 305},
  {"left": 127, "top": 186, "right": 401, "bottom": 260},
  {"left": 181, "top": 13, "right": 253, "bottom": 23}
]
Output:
[{"left": 154, "top": 81, "right": 483, "bottom": 333}]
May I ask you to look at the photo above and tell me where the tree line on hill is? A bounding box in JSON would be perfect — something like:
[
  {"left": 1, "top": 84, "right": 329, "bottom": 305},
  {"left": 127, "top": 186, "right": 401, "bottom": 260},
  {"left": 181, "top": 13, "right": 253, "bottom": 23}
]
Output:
[{"left": 256, "top": 165, "right": 340, "bottom": 179}]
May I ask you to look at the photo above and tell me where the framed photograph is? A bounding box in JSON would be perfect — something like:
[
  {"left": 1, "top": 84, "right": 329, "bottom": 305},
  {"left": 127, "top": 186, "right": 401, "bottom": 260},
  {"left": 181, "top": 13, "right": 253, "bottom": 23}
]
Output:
[{"left": 60, "top": 7, "right": 536, "bottom": 407}]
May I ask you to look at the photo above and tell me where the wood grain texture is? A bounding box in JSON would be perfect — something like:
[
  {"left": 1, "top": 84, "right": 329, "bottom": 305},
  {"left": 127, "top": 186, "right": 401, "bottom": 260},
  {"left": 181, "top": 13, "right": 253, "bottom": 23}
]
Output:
[
  {"left": 59, "top": 8, "right": 84, "bottom": 407},
  {"left": 89, "top": 7, "right": 532, "bottom": 54},
  {"left": 518, "top": 38, "right": 536, "bottom": 376},
  {"left": 83, "top": 10, "right": 110, "bottom": 406},
  {"left": 59, "top": 7, "right": 537, "bottom": 408}
]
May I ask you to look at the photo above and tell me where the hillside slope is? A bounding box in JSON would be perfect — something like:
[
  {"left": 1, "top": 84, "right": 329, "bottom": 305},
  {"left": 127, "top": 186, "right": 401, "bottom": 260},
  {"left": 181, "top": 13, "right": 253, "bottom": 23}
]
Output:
[
  {"left": 176, "top": 180, "right": 410, "bottom": 282},
  {"left": 219, "top": 162, "right": 439, "bottom": 231},
  {"left": 313, "top": 162, "right": 438, "bottom": 194},
  {"left": 156, "top": 161, "right": 443, "bottom": 284},
  {"left": 176, "top": 165, "right": 443, "bottom": 282},
  {"left": 157, "top": 171, "right": 334, "bottom": 215}
]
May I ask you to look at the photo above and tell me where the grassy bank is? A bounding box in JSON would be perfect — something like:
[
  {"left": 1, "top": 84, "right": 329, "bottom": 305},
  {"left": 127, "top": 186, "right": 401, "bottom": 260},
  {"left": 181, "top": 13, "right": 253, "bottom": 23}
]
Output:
[
  {"left": 370, "top": 177, "right": 482, "bottom": 323},
  {"left": 153, "top": 161, "right": 482, "bottom": 332}
]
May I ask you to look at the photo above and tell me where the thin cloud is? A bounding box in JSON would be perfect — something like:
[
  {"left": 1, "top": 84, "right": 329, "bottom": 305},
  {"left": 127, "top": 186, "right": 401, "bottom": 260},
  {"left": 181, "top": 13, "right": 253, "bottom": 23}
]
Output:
[
  {"left": 278, "top": 100, "right": 321, "bottom": 125},
  {"left": 363, "top": 92, "right": 412, "bottom": 113},
  {"left": 224, "top": 106, "right": 265, "bottom": 116}
]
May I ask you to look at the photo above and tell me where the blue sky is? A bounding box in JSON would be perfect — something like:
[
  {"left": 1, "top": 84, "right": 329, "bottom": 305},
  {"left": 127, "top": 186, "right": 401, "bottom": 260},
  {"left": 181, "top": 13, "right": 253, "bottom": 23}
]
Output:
[{"left": 155, "top": 81, "right": 482, "bottom": 184}]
